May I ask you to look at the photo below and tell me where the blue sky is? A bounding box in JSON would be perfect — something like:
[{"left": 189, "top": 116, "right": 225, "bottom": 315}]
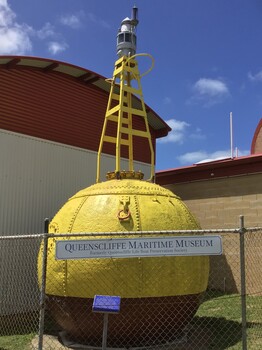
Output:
[{"left": 1, "top": 0, "right": 262, "bottom": 170}]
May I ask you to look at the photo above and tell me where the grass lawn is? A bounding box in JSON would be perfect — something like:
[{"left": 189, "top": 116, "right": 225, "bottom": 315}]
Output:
[
  {"left": 190, "top": 291, "right": 262, "bottom": 349},
  {"left": 0, "top": 292, "right": 261, "bottom": 349},
  {"left": 0, "top": 333, "right": 35, "bottom": 350}
]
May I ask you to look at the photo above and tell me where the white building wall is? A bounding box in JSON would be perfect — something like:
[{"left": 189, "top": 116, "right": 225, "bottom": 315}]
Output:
[{"left": 0, "top": 129, "right": 151, "bottom": 235}]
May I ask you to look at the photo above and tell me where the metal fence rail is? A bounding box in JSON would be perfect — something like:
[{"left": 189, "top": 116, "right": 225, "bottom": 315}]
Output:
[{"left": 0, "top": 218, "right": 261, "bottom": 349}]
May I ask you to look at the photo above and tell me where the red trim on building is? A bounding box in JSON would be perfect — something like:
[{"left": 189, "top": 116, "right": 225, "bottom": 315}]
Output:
[
  {"left": 0, "top": 56, "right": 170, "bottom": 164},
  {"left": 156, "top": 154, "right": 262, "bottom": 185},
  {"left": 251, "top": 118, "right": 262, "bottom": 154}
]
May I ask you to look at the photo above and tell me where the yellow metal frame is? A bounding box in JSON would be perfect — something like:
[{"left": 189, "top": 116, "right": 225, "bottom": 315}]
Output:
[{"left": 96, "top": 54, "right": 155, "bottom": 183}]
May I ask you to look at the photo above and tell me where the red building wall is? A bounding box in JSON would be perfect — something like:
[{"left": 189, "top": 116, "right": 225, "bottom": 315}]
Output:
[{"left": 0, "top": 64, "right": 156, "bottom": 164}]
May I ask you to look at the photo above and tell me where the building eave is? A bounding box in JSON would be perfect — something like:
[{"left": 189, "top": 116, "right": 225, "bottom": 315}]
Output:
[
  {"left": 0, "top": 55, "right": 170, "bottom": 139},
  {"left": 156, "top": 154, "right": 262, "bottom": 185}
]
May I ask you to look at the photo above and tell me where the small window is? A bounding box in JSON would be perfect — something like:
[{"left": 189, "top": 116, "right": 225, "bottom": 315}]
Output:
[
  {"left": 125, "top": 33, "right": 131, "bottom": 42},
  {"left": 118, "top": 33, "right": 124, "bottom": 43}
]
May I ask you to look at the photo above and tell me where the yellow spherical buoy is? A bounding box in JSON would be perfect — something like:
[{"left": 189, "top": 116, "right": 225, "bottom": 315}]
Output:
[{"left": 38, "top": 178, "right": 209, "bottom": 347}]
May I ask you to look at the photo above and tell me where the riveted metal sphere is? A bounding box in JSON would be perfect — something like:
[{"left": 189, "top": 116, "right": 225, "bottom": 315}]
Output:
[{"left": 38, "top": 179, "right": 209, "bottom": 347}]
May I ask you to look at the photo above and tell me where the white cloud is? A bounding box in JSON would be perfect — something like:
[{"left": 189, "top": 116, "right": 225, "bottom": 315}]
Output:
[
  {"left": 0, "top": 1, "right": 69, "bottom": 56},
  {"left": 248, "top": 71, "right": 262, "bottom": 82},
  {"left": 189, "top": 78, "right": 229, "bottom": 107},
  {"left": 37, "top": 22, "right": 56, "bottom": 39},
  {"left": 87, "top": 12, "right": 110, "bottom": 29},
  {"left": 0, "top": 0, "right": 14, "bottom": 26},
  {"left": 0, "top": 26, "right": 32, "bottom": 54},
  {"left": 158, "top": 119, "right": 190, "bottom": 144},
  {"left": 48, "top": 41, "right": 68, "bottom": 55},
  {"left": 0, "top": 0, "right": 32, "bottom": 54},
  {"left": 163, "top": 97, "right": 171, "bottom": 105},
  {"left": 177, "top": 151, "right": 212, "bottom": 164},
  {"left": 60, "top": 12, "right": 84, "bottom": 29},
  {"left": 177, "top": 149, "right": 249, "bottom": 165},
  {"left": 60, "top": 15, "right": 80, "bottom": 28},
  {"left": 189, "top": 127, "right": 206, "bottom": 140},
  {"left": 37, "top": 23, "right": 69, "bottom": 55},
  {"left": 194, "top": 78, "right": 229, "bottom": 96}
]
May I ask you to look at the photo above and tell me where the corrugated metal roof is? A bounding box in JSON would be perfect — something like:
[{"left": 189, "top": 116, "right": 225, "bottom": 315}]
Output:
[
  {"left": 0, "top": 56, "right": 170, "bottom": 136},
  {"left": 0, "top": 58, "right": 160, "bottom": 164}
]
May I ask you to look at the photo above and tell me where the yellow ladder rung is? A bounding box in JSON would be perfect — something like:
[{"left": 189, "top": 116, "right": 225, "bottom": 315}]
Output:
[
  {"left": 122, "top": 85, "right": 141, "bottom": 95},
  {"left": 120, "top": 139, "right": 130, "bottom": 146},
  {"left": 114, "top": 66, "right": 124, "bottom": 76},
  {"left": 111, "top": 93, "right": 120, "bottom": 101},
  {"left": 106, "top": 115, "right": 118, "bottom": 122},
  {"left": 121, "top": 120, "right": 129, "bottom": 126},
  {"left": 120, "top": 127, "right": 150, "bottom": 138},
  {"left": 106, "top": 105, "right": 120, "bottom": 117},
  {"left": 104, "top": 136, "right": 117, "bottom": 143},
  {"left": 111, "top": 93, "right": 128, "bottom": 103},
  {"left": 104, "top": 135, "right": 129, "bottom": 146},
  {"left": 115, "top": 56, "right": 125, "bottom": 65},
  {"left": 124, "top": 66, "right": 139, "bottom": 75},
  {"left": 122, "top": 106, "right": 146, "bottom": 117}
]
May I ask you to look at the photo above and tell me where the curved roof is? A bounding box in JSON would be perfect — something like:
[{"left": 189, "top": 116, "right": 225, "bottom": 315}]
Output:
[
  {"left": 0, "top": 55, "right": 170, "bottom": 138},
  {"left": 251, "top": 118, "right": 262, "bottom": 154}
]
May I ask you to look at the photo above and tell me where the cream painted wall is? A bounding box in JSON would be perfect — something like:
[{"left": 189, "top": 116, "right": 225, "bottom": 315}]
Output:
[
  {"left": 0, "top": 129, "right": 151, "bottom": 235},
  {"left": 164, "top": 174, "right": 262, "bottom": 229}
]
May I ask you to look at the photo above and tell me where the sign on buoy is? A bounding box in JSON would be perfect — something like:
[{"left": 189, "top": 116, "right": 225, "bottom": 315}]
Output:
[
  {"left": 56, "top": 235, "right": 222, "bottom": 260},
  {"left": 93, "top": 295, "right": 121, "bottom": 314}
]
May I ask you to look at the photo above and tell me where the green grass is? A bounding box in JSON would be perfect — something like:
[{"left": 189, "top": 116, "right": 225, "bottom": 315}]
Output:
[
  {"left": 0, "top": 293, "right": 261, "bottom": 349},
  {"left": 189, "top": 291, "right": 262, "bottom": 349},
  {"left": 0, "top": 333, "right": 35, "bottom": 350},
  {"left": 0, "top": 312, "right": 38, "bottom": 350}
]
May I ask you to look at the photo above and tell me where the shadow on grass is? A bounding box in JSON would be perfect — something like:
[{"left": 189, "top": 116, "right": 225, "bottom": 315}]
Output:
[
  {"left": 187, "top": 316, "right": 242, "bottom": 349},
  {"left": 180, "top": 316, "right": 261, "bottom": 350},
  {"left": 43, "top": 313, "right": 259, "bottom": 350},
  {"left": 0, "top": 309, "right": 261, "bottom": 350}
]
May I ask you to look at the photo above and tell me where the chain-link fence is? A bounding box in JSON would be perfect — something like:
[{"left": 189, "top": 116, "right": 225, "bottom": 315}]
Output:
[{"left": 0, "top": 218, "right": 261, "bottom": 350}]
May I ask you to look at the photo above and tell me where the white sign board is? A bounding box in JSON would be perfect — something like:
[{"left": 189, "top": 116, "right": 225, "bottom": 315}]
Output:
[{"left": 55, "top": 235, "right": 222, "bottom": 260}]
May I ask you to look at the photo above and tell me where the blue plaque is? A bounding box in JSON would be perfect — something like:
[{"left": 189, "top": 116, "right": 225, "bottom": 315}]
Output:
[{"left": 92, "top": 295, "right": 121, "bottom": 314}]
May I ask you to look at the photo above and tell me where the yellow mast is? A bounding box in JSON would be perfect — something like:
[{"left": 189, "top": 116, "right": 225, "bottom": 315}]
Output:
[{"left": 96, "top": 7, "right": 155, "bottom": 183}]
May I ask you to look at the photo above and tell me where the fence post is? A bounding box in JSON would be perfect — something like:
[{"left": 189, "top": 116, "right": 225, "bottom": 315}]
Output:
[
  {"left": 239, "top": 215, "right": 247, "bottom": 350},
  {"left": 38, "top": 218, "right": 49, "bottom": 350}
]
